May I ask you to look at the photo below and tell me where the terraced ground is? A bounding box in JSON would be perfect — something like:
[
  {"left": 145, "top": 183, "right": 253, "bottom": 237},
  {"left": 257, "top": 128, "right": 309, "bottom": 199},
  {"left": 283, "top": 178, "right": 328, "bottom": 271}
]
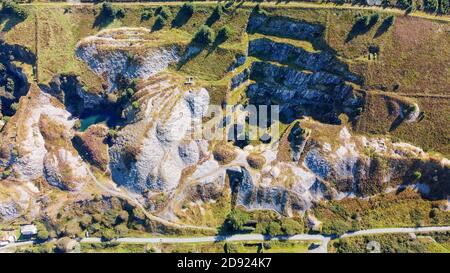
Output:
[{"left": 0, "top": 1, "right": 449, "bottom": 249}]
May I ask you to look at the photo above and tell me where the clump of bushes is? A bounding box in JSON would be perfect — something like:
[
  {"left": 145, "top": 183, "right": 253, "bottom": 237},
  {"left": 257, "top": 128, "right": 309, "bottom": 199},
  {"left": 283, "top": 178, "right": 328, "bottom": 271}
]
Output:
[
  {"left": 179, "top": 2, "right": 195, "bottom": 17},
  {"left": 192, "top": 25, "right": 215, "bottom": 45},
  {"left": 172, "top": 3, "right": 195, "bottom": 27},
  {"left": 155, "top": 6, "right": 171, "bottom": 20},
  {"left": 99, "top": 2, "right": 126, "bottom": 20},
  {"left": 252, "top": 4, "right": 268, "bottom": 16},
  {"left": 152, "top": 15, "right": 167, "bottom": 31},
  {"left": 141, "top": 9, "right": 153, "bottom": 21},
  {"left": 2, "top": 0, "right": 28, "bottom": 20},
  {"left": 215, "top": 26, "right": 232, "bottom": 44},
  {"left": 206, "top": 4, "right": 224, "bottom": 26}
]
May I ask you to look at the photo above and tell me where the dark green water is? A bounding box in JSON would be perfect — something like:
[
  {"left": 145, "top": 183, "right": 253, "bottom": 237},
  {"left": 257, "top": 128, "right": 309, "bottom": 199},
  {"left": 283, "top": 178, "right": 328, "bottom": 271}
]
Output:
[{"left": 79, "top": 113, "right": 110, "bottom": 132}]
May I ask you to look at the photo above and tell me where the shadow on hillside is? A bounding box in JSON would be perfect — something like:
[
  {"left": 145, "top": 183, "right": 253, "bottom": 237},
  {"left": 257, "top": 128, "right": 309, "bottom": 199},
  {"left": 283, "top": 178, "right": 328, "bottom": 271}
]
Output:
[
  {"left": 176, "top": 43, "right": 206, "bottom": 70},
  {"left": 93, "top": 11, "right": 114, "bottom": 29},
  {"left": 171, "top": 9, "right": 193, "bottom": 28}
]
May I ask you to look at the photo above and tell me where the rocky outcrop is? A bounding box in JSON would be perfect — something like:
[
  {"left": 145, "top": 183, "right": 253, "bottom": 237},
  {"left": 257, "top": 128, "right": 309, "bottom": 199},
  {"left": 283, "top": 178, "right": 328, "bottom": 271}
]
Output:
[
  {"left": 73, "top": 124, "right": 110, "bottom": 171},
  {"left": 76, "top": 28, "right": 181, "bottom": 92},
  {"left": 247, "top": 14, "right": 324, "bottom": 42},
  {"left": 109, "top": 75, "right": 210, "bottom": 194},
  {"left": 0, "top": 85, "right": 90, "bottom": 191},
  {"left": 248, "top": 38, "right": 360, "bottom": 83},
  {"left": 246, "top": 61, "right": 361, "bottom": 124}
]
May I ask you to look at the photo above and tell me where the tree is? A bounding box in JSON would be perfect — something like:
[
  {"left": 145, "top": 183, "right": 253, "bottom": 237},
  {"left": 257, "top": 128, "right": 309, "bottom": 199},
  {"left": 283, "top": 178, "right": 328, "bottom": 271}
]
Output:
[
  {"left": 424, "top": 0, "right": 439, "bottom": 12},
  {"left": 153, "top": 15, "right": 166, "bottom": 31},
  {"left": 37, "top": 228, "right": 49, "bottom": 242},
  {"left": 100, "top": 2, "right": 115, "bottom": 18},
  {"left": 2, "top": 1, "right": 28, "bottom": 20},
  {"left": 5, "top": 78, "right": 15, "bottom": 92},
  {"left": 141, "top": 10, "right": 152, "bottom": 21},
  {"left": 206, "top": 4, "right": 224, "bottom": 26},
  {"left": 216, "top": 26, "right": 232, "bottom": 44},
  {"left": 101, "top": 229, "right": 117, "bottom": 241},
  {"left": 281, "top": 218, "right": 304, "bottom": 236},
  {"left": 368, "top": 13, "right": 380, "bottom": 27},
  {"left": 413, "top": 170, "right": 422, "bottom": 180},
  {"left": 265, "top": 222, "right": 282, "bottom": 237},
  {"left": 155, "top": 6, "right": 171, "bottom": 20},
  {"left": 193, "top": 25, "right": 215, "bottom": 45},
  {"left": 115, "top": 8, "right": 126, "bottom": 19},
  {"left": 225, "top": 209, "right": 250, "bottom": 231},
  {"left": 180, "top": 2, "right": 195, "bottom": 17},
  {"left": 439, "top": 0, "right": 450, "bottom": 14}
]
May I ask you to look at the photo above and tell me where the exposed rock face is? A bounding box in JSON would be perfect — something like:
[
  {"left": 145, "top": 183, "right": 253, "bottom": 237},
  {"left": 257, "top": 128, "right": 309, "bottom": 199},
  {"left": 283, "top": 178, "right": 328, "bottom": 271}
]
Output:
[
  {"left": 247, "top": 61, "right": 360, "bottom": 123},
  {"left": 187, "top": 121, "right": 449, "bottom": 216},
  {"left": 248, "top": 38, "right": 360, "bottom": 83},
  {"left": 0, "top": 85, "right": 90, "bottom": 191},
  {"left": 0, "top": 180, "right": 39, "bottom": 222},
  {"left": 232, "top": 15, "right": 363, "bottom": 125},
  {"left": 45, "top": 75, "right": 104, "bottom": 116},
  {"left": 73, "top": 124, "right": 110, "bottom": 171},
  {"left": 247, "top": 14, "right": 324, "bottom": 41},
  {"left": 109, "top": 75, "right": 210, "bottom": 193},
  {"left": 76, "top": 28, "right": 181, "bottom": 91}
]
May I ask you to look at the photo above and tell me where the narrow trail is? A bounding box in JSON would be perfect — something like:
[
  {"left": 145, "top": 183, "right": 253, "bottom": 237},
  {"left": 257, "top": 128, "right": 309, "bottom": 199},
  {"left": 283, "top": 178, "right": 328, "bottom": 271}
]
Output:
[{"left": 86, "top": 167, "right": 216, "bottom": 232}]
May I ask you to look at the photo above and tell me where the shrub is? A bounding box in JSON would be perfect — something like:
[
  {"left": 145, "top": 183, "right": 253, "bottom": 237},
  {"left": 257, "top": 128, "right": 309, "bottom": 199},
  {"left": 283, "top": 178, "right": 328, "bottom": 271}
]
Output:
[
  {"left": 155, "top": 6, "right": 171, "bottom": 20},
  {"left": 385, "top": 15, "right": 395, "bottom": 28},
  {"left": 216, "top": 26, "right": 232, "bottom": 44},
  {"left": 265, "top": 222, "right": 282, "bottom": 237},
  {"left": 206, "top": 4, "right": 224, "bottom": 26},
  {"left": 180, "top": 2, "right": 195, "bottom": 17},
  {"left": 223, "top": 242, "right": 239, "bottom": 253},
  {"left": 115, "top": 8, "right": 126, "bottom": 19},
  {"left": 368, "top": 13, "right": 380, "bottom": 27},
  {"left": 280, "top": 218, "right": 304, "bottom": 236},
  {"left": 131, "top": 101, "right": 140, "bottom": 109},
  {"left": 2, "top": 169, "right": 11, "bottom": 178},
  {"left": 10, "top": 102, "right": 19, "bottom": 112},
  {"left": 440, "top": 0, "right": 450, "bottom": 14},
  {"left": 396, "top": 0, "right": 412, "bottom": 9},
  {"left": 37, "top": 228, "right": 49, "bottom": 242},
  {"left": 2, "top": 1, "right": 28, "bottom": 20},
  {"left": 108, "top": 129, "right": 118, "bottom": 139},
  {"left": 6, "top": 78, "right": 15, "bottom": 92},
  {"left": 356, "top": 15, "right": 370, "bottom": 29},
  {"left": 100, "top": 2, "right": 115, "bottom": 18},
  {"left": 153, "top": 15, "right": 166, "bottom": 31},
  {"left": 141, "top": 10, "right": 152, "bottom": 21},
  {"left": 126, "top": 88, "right": 135, "bottom": 97},
  {"left": 225, "top": 209, "right": 250, "bottom": 231},
  {"left": 101, "top": 229, "right": 116, "bottom": 242},
  {"left": 424, "top": 0, "right": 439, "bottom": 12},
  {"left": 253, "top": 4, "right": 268, "bottom": 16},
  {"left": 193, "top": 25, "right": 215, "bottom": 45},
  {"left": 413, "top": 170, "right": 422, "bottom": 180}
]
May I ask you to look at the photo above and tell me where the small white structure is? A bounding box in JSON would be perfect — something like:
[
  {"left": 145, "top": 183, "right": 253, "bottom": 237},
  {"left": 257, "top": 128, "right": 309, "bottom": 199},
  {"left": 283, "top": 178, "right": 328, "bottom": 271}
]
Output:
[
  {"left": 366, "top": 0, "right": 383, "bottom": 5},
  {"left": 184, "top": 76, "right": 194, "bottom": 85},
  {"left": 20, "top": 225, "right": 38, "bottom": 237}
]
